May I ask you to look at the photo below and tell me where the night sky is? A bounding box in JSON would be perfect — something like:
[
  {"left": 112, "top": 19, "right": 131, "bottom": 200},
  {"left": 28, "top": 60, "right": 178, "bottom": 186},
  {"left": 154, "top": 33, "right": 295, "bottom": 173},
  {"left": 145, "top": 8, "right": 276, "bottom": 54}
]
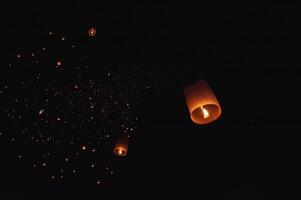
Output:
[{"left": 0, "top": 1, "right": 299, "bottom": 199}]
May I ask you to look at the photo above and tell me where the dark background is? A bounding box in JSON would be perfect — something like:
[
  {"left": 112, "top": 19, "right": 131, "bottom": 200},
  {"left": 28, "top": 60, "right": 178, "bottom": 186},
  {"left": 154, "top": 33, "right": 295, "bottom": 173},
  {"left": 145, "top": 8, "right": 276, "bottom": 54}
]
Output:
[{"left": 0, "top": 1, "right": 300, "bottom": 199}]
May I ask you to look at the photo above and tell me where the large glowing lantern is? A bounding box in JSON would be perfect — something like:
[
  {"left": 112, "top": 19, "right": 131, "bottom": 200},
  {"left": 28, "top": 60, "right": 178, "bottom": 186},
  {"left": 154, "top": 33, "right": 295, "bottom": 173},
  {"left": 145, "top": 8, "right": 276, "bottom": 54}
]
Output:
[
  {"left": 113, "top": 137, "right": 128, "bottom": 157},
  {"left": 184, "top": 79, "right": 222, "bottom": 125}
]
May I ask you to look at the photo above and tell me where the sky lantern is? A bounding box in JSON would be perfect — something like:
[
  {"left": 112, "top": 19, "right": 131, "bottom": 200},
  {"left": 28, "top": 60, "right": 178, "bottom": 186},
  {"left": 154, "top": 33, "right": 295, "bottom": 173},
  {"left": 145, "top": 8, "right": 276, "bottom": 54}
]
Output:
[
  {"left": 113, "top": 136, "right": 128, "bottom": 157},
  {"left": 184, "top": 79, "right": 222, "bottom": 125},
  {"left": 88, "top": 28, "right": 96, "bottom": 37},
  {"left": 56, "top": 60, "right": 62, "bottom": 66}
]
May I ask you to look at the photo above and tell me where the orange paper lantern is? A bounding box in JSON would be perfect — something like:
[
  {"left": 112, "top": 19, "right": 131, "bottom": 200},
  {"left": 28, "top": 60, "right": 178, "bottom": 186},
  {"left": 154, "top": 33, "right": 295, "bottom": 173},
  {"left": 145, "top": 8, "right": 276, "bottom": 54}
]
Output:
[
  {"left": 184, "top": 79, "right": 222, "bottom": 125},
  {"left": 113, "top": 137, "right": 128, "bottom": 157}
]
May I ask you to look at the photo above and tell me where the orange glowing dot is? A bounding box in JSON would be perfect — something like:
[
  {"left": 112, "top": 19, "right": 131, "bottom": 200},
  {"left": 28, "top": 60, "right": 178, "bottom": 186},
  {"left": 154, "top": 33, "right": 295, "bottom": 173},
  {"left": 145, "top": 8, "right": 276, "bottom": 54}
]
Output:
[
  {"left": 49, "top": 32, "right": 53, "bottom": 35},
  {"left": 82, "top": 145, "right": 86, "bottom": 150},
  {"left": 88, "top": 28, "right": 97, "bottom": 37},
  {"left": 61, "top": 37, "right": 66, "bottom": 41},
  {"left": 56, "top": 61, "right": 62, "bottom": 66},
  {"left": 17, "top": 54, "right": 21, "bottom": 58}
]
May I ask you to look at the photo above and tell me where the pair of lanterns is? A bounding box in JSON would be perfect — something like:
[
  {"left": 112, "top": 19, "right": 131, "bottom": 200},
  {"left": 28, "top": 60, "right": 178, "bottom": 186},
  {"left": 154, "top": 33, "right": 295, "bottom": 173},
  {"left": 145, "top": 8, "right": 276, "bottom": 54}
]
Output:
[{"left": 114, "top": 79, "right": 222, "bottom": 156}]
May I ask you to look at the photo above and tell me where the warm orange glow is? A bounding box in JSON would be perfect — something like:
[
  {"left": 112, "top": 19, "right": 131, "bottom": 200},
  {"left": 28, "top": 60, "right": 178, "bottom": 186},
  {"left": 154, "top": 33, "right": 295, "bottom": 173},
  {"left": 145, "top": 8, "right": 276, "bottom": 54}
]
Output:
[
  {"left": 88, "top": 28, "right": 97, "bottom": 37},
  {"left": 184, "top": 79, "right": 222, "bottom": 125},
  {"left": 113, "top": 137, "right": 128, "bottom": 157},
  {"left": 56, "top": 60, "right": 62, "bottom": 66}
]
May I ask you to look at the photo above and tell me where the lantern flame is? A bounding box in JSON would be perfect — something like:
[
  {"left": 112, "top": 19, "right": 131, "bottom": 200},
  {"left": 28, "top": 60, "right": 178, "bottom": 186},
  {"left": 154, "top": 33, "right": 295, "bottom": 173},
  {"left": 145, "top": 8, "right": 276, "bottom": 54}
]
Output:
[{"left": 201, "top": 107, "right": 209, "bottom": 118}]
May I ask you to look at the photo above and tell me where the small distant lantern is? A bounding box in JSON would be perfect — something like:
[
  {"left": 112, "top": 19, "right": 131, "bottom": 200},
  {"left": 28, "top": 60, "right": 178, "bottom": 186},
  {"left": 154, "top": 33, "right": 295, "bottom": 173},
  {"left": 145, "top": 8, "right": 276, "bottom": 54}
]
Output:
[
  {"left": 184, "top": 79, "right": 222, "bottom": 125},
  {"left": 88, "top": 28, "right": 96, "bottom": 37},
  {"left": 56, "top": 60, "right": 62, "bottom": 66},
  {"left": 113, "top": 136, "right": 128, "bottom": 157}
]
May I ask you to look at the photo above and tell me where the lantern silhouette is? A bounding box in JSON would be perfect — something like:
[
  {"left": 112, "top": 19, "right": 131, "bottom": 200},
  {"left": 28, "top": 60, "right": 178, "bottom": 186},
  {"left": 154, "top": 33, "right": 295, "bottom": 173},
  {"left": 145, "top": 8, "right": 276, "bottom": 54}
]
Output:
[
  {"left": 88, "top": 28, "right": 96, "bottom": 37},
  {"left": 113, "top": 136, "right": 128, "bottom": 156},
  {"left": 184, "top": 79, "right": 222, "bottom": 125}
]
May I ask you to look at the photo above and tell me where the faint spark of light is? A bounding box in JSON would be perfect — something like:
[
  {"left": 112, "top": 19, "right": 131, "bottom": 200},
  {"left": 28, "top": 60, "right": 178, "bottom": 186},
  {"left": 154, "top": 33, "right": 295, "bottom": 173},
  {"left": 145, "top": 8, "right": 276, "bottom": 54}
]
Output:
[{"left": 38, "top": 109, "right": 45, "bottom": 115}]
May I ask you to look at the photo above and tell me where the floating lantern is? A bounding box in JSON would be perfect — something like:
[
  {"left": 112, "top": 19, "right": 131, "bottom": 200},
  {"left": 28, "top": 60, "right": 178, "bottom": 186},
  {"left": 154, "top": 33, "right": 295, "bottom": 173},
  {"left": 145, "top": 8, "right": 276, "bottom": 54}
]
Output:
[
  {"left": 56, "top": 60, "right": 62, "bottom": 66},
  {"left": 88, "top": 28, "right": 97, "bottom": 37},
  {"left": 184, "top": 79, "right": 222, "bottom": 125},
  {"left": 113, "top": 136, "right": 128, "bottom": 157}
]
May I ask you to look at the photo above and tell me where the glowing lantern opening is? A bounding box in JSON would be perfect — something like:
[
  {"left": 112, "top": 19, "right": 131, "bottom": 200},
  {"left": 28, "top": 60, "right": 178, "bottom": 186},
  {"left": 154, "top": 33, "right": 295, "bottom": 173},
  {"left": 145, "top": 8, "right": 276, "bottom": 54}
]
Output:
[
  {"left": 88, "top": 28, "right": 97, "bottom": 37},
  {"left": 113, "top": 137, "right": 128, "bottom": 157},
  {"left": 184, "top": 79, "right": 222, "bottom": 125}
]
